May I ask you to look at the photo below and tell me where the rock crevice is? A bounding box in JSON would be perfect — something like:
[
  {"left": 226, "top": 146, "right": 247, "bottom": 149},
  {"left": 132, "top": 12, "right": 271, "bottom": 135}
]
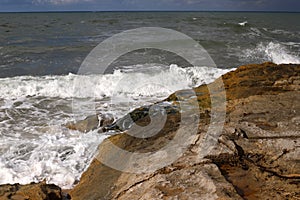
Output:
[
  {"left": 1, "top": 62, "right": 299, "bottom": 200},
  {"left": 69, "top": 63, "right": 299, "bottom": 200}
]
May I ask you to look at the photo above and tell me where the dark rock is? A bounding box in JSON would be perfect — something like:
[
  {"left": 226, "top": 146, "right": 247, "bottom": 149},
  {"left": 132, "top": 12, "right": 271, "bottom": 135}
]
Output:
[
  {"left": 105, "top": 102, "right": 180, "bottom": 132},
  {"left": 66, "top": 113, "right": 114, "bottom": 133}
]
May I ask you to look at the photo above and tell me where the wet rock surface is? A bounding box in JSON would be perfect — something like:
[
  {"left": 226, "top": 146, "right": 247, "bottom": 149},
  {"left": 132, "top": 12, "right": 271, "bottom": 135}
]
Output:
[
  {"left": 66, "top": 113, "right": 114, "bottom": 133},
  {"left": 105, "top": 102, "right": 180, "bottom": 133},
  {"left": 1, "top": 62, "right": 299, "bottom": 200},
  {"left": 70, "top": 62, "right": 299, "bottom": 200},
  {"left": 0, "top": 181, "right": 70, "bottom": 200}
]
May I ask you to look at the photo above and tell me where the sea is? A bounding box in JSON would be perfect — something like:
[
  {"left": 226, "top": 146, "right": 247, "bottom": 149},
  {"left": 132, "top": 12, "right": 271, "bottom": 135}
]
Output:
[{"left": 0, "top": 11, "right": 299, "bottom": 189}]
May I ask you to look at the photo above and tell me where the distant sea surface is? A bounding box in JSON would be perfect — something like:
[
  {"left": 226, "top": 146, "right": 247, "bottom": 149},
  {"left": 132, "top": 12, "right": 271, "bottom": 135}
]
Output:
[
  {"left": 0, "top": 12, "right": 299, "bottom": 189},
  {"left": 0, "top": 12, "right": 299, "bottom": 77}
]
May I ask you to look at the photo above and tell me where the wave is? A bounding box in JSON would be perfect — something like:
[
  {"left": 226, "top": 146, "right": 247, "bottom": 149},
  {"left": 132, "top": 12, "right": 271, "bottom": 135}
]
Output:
[
  {"left": 0, "top": 129, "right": 108, "bottom": 189},
  {"left": 242, "top": 42, "right": 300, "bottom": 64},
  {"left": 0, "top": 64, "right": 233, "bottom": 189},
  {"left": 0, "top": 64, "right": 233, "bottom": 100},
  {"left": 238, "top": 21, "right": 248, "bottom": 26}
]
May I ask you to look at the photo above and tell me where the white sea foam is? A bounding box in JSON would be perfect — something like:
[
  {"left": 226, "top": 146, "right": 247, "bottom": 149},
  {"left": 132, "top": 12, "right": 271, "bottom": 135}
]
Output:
[
  {"left": 270, "top": 29, "right": 291, "bottom": 35},
  {"left": 0, "top": 127, "right": 108, "bottom": 189},
  {"left": 0, "top": 64, "right": 233, "bottom": 189},
  {"left": 238, "top": 21, "right": 248, "bottom": 26},
  {"left": 242, "top": 42, "right": 300, "bottom": 64},
  {"left": 283, "top": 42, "right": 300, "bottom": 48},
  {"left": 249, "top": 27, "right": 262, "bottom": 36},
  {"left": 0, "top": 64, "right": 233, "bottom": 100}
]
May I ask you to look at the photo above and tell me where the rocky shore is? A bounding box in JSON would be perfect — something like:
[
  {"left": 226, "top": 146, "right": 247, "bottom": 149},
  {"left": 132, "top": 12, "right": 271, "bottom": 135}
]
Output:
[
  {"left": 1, "top": 62, "right": 299, "bottom": 200},
  {"left": 0, "top": 181, "right": 70, "bottom": 200}
]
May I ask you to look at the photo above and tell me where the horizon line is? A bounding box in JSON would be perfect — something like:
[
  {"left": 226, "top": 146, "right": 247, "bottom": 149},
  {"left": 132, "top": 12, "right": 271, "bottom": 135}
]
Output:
[{"left": 0, "top": 10, "right": 299, "bottom": 13}]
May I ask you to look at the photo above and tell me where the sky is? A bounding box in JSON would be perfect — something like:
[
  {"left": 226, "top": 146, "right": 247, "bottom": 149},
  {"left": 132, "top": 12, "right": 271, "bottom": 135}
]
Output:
[{"left": 0, "top": 0, "right": 299, "bottom": 12}]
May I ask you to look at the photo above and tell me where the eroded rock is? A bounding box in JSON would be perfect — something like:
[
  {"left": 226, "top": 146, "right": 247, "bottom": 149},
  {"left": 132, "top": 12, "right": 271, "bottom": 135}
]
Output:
[
  {"left": 70, "top": 62, "right": 299, "bottom": 200},
  {"left": 2, "top": 63, "right": 299, "bottom": 200},
  {"left": 0, "top": 181, "right": 69, "bottom": 200}
]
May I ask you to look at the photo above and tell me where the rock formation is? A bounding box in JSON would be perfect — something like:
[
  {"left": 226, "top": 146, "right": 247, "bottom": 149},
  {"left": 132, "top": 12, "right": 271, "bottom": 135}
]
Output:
[
  {"left": 70, "top": 62, "right": 300, "bottom": 200},
  {"left": 0, "top": 181, "right": 70, "bottom": 200},
  {"left": 1, "top": 62, "right": 299, "bottom": 200},
  {"left": 66, "top": 113, "right": 114, "bottom": 133}
]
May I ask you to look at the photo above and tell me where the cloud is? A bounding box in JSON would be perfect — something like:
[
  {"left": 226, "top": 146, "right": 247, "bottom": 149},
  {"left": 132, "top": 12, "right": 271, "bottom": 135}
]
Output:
[
  {"left": 32, "top": 0, "right": 94, "bottom": 5},
  {"left": 1, "top": 0, "right": 298, "bottom": 11},
  {"left": 164, "top": 0, "right": 272, "bottom": 10}
]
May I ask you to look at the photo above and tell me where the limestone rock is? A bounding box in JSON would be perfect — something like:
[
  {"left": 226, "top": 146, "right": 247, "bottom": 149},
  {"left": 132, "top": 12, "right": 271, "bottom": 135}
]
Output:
[
  {"left": 0, "top": 181, "right": 69, "bottom": 200},
  {"left": 2, "top": 63, "right": 299, "bottom": 200},
  {"left": 70, "top": 62, "right": 300, "bottom": 200}
]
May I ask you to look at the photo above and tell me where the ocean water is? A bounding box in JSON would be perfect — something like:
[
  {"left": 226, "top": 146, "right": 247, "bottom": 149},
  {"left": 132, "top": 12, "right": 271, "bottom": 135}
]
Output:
[{"left": 0, "top": 12, "right": 299, "bottom": 189}]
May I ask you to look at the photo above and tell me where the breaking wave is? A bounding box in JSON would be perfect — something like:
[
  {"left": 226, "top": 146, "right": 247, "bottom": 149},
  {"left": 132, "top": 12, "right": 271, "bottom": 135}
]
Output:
[
  {"left": 0, "top": 64, "right": 233, "bottom": 100},
  {"left": 242, "top": 42, "right": 300, "bottom": 64}
]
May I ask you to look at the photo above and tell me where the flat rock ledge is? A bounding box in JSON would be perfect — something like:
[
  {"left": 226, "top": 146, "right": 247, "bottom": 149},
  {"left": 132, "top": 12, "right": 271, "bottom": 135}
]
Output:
[{"left": 1, "top": 62, "right": 299, "bottom": 200}]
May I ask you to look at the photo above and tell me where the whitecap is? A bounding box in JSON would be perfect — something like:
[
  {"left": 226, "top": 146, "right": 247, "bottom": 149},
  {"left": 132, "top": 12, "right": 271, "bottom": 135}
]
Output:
[
  {"left": 238, "top": 21, "right": 248, "bottom": 26},
  {"left": 0, "top": 65, "right": 234, "bottom": 100},
  {"left": 241, "top": 42, "right": 300, "bottom": 64},
  {"left": 0, "top": 129, "right": 109, "bottom": 189},
  {"left": 0, "top": 64, "right": 235, "bottom": 189}
]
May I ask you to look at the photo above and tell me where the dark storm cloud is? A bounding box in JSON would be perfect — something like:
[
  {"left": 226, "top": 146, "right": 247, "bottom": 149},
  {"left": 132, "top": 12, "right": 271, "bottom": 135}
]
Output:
[{"left": 0, "top": 0, "right": 299, "bottom": 12}]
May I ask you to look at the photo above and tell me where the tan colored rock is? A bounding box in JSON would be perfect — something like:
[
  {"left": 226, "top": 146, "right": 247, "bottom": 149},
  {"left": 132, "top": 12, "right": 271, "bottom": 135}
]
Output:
[
  {"left": 69, "top": 63, "right": 300, "bottom": 199},
  {"left": 71, "top": 63, "right": 300, "bottom": 200},
  {"left": 66, "top": 115, "right": 99, "bottom": 133},
  {"left": 0, "top": 181, "right": 68, "bottom": 200},
  {"left": 2, "top": 63, "right": 299, "bottom": 200}
]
